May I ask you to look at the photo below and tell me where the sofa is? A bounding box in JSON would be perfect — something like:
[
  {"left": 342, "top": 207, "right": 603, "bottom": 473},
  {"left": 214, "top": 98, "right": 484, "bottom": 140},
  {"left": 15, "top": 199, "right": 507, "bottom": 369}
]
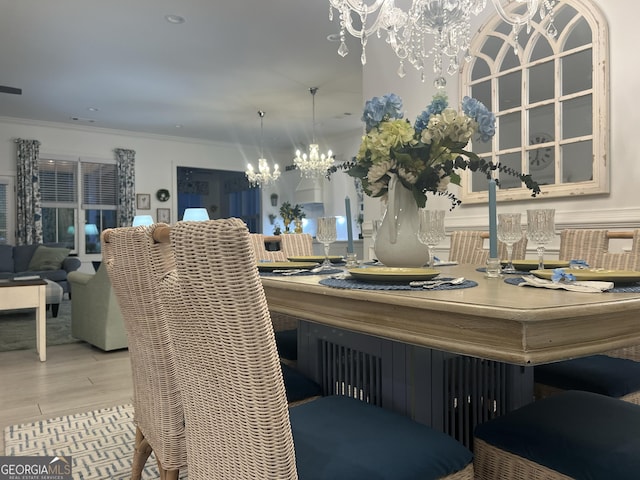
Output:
[
  {"left": 0, "top": 243, "right": 81, "bottom": 295},
  {"left": 68, "top": 263, "right": 128, "bottom": 351}
]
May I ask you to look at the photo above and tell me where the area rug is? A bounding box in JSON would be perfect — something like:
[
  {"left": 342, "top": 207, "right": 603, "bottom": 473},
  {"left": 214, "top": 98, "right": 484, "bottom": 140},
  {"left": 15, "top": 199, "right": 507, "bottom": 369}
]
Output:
[
  {"left": 4, "top": 404, "right": 187, "bottom": 479},
  {"left": 0, "top": 300, "right": 80, "bottom": 352}
]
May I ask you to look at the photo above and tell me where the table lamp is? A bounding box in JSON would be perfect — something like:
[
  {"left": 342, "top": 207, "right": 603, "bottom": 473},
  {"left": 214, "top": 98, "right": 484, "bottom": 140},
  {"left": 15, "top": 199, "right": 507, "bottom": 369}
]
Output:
[
  {"left": 132, "top": 215, "right": 154, "bottom": 226},
  {"left": 182, "top": 208, "right": 209, "bottom": 221}
]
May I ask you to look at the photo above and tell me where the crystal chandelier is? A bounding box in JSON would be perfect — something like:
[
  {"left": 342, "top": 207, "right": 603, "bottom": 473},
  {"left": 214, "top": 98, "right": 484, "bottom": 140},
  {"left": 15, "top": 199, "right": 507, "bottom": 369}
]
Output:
[
  {"left": 294, "top": 87, "right": 334, "bottom": 179},
  {"left": 328, "top": 0, "right": 557, "bottom": 85},
  {"left": 246, "top": 111, "right": 281, "bottom": 187}
]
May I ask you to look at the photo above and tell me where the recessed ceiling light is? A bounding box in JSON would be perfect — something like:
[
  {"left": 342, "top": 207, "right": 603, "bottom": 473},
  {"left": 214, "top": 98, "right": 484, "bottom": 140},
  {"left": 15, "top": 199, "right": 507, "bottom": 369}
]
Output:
[
  {"left": 70, "top": 116, "right": 95, "bottom": 123},
  {"left": 87, "top": 107, "right": 99, "bottom": 112},
  {"left": 175, "top": 124, "right": 183, "bottom": 128},
  {"left": 165, "top": 14, "right": 186, "bottom": 24}
]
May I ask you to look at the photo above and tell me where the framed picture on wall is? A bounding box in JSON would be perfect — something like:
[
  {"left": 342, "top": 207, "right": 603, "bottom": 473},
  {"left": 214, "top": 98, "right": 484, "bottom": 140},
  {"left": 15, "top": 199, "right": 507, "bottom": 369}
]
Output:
[
  {"left": 136, "top": 193, "right": 151, "bottom": 210},
  {"left": 157, "top": 208, "right": 171, "bottom": 224}
]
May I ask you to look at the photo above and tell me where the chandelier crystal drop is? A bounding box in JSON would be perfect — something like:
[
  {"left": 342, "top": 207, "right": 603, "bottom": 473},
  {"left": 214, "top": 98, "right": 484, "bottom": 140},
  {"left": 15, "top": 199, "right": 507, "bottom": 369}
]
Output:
[
  {"left": 246, "top": 111, "right": 281, "bottom": 187},
  {"left": 328, "top": 0, "right": 557, "bottom": 85},
  {"left": 293, "top": 87, "right": 334, "bottom": 179}
]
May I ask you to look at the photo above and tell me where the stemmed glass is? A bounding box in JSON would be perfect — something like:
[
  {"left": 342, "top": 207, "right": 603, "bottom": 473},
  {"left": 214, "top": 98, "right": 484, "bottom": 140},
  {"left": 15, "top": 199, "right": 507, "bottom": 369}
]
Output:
[
  {"left": 526, "top": 209, "right": 556, "bottom": 270},
  {"left": 316, "top": 217, "right": 337, "bottom": 270},
  {"left": 417, "top": 209, "right": 446, "bottom": 268},
  {"left": 497, "top": 213, "right": 523, "bottom": 273}
]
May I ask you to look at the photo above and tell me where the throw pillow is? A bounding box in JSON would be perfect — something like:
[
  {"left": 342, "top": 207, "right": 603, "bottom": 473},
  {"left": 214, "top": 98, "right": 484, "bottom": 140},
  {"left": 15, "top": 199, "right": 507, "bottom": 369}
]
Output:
[{"left": 27, "top": 245, "right": 70, "bottom": 271}]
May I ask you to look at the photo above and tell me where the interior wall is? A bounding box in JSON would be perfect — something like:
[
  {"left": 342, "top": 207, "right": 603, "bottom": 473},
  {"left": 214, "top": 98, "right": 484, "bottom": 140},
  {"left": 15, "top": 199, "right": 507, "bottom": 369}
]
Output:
[{"left": 359, "top": 0, "right": 639, "bottom": 257}]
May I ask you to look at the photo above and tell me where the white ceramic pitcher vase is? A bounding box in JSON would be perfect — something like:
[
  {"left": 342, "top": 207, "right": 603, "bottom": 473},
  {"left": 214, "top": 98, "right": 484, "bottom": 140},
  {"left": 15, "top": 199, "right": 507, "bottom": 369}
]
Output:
[{"left": 373, "top": 174, "right": 430, "bottom": 268}]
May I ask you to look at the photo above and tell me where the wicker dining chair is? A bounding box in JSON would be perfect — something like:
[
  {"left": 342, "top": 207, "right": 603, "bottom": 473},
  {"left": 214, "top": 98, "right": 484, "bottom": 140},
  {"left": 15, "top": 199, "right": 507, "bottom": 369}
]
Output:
[
  {"left": 249, "top": 233, "right": 287, "bottom": 262},
  {"left": 558, "top": 229, "right": 609, "bottom": 267},
  {"left": 159, "top": 219, "right": 474, "bottom": 480},
  {"left": 474, "top": 390, "right": 640, "bottom": 480},
  {"left": 102, "top": 224, "right": 186, "bottom": 480},
  {"left": 534, "top": 246, "right": 640, "bottom": 405},
  {"left": 280, "top": 233, "right": 314, "bottom": 257},
  {"left": 450, "top": 230, "right": 527, "bottom": 264}
]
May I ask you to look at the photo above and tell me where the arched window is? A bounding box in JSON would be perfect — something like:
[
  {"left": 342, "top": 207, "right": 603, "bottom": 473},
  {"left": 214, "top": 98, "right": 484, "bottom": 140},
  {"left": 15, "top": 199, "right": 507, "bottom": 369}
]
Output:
[{"left": 460, "top": 0, "right": 608, "bottom": 203}]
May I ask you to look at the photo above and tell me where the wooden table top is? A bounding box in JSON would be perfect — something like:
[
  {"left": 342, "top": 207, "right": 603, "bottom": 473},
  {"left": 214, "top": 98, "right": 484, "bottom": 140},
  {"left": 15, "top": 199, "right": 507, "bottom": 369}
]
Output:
[{"left": 261, "top": 265, "right": 640, "bottom": 366}]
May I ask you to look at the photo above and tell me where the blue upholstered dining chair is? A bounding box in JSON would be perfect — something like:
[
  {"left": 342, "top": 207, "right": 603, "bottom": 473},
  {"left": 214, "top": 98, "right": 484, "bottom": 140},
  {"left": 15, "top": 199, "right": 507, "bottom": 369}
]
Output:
[
  {"left": 534, "top": 230, "right": 640, "bottom": 405},
  {"left": 157, "top": 219, "right": 474, "bottom": 480},
  {"left": 474, "top": 390, "right": 640, "bottom": 479}
]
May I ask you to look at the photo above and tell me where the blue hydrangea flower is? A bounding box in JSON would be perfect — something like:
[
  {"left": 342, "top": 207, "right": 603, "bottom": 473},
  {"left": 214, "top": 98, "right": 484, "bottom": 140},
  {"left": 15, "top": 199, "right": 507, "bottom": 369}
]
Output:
[
  {"left": 551, "top": 268, "right": 576, "bottom": 283},
  {"left": 362, "top": 93, "right": 403, "bottom": 132},
  {"left": 462, "top": 96, "right": 496, "bottom": 142},
  {"left": 414, "top": 93, "right": 448, "bottom": 133}
]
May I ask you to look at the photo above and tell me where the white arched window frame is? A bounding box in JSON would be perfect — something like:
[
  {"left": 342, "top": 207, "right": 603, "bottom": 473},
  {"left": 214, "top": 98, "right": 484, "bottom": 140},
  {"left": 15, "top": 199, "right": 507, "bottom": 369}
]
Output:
[{"left": 460, "top": 0, "right": 609, "bottom": 203}]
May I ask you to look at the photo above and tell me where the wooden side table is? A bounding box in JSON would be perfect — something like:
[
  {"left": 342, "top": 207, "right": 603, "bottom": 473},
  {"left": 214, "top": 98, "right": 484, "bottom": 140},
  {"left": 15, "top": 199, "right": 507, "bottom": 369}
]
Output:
[{"left": 0, "top": 278, "right": 47, "bottom": 361}]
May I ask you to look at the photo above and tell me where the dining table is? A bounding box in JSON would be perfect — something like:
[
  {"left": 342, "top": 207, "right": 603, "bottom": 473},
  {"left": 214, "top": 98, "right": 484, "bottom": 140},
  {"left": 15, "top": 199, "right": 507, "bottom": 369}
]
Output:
[{"left": 261, "top": 264, "right": 640, "bottom": 447}]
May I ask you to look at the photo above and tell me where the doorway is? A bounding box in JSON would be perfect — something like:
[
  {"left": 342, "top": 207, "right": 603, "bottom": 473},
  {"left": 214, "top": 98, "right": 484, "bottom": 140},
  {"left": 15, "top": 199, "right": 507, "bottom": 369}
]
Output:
[{"left": 176, "top": 167, "right": 261, "bottom": 232}]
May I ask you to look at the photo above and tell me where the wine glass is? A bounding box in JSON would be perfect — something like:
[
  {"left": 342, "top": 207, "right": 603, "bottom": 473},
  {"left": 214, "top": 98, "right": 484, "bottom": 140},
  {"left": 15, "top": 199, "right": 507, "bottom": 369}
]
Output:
[
  {"left": 417, "top": 209, "right": 446, "bottom": 268},
  {"left": 526, "top": 209, "right": 555, "bottom": 270},
  {"left": 316, "top": 217, "right": 337, "bottom": 270},
  {"left": 371, "top": 219, "right": 382, "bottom": 247},
  {"left": 498, "top": 213, "right": 523, "bottom": 273}
]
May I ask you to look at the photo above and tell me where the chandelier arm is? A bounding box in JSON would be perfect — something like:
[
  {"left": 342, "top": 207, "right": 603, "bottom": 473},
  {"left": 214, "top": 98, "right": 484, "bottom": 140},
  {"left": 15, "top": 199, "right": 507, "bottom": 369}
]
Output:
[{"left": 489, "top": 0, "right": 540, "bottom": 27}]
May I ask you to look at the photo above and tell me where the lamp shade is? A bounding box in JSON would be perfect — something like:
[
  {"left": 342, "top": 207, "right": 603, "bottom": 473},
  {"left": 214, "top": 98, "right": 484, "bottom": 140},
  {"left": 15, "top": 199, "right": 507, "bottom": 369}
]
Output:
[
  {"left": 183, "top": 208, "right": 209, "bottom": 221},
  {"left": 85, "top": 224, "right": 99, "bottom": 236},
  {"left": 132, "top": 215, "right": 154, "bottom": 227}
]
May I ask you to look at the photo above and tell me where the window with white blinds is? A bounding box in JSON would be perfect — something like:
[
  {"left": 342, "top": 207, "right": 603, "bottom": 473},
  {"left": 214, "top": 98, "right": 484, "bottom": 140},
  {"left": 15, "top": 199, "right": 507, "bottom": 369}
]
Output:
[
  {"left": 81, "top": 161, "right": 117, "bottom": 209},
  {"left": 39, "top": 158, "right": 78, "bottom": 206}
]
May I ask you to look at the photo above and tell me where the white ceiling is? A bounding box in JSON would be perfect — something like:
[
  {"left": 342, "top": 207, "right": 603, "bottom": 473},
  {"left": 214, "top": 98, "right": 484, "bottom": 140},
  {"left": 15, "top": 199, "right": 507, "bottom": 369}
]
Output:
[{"left": 0, "top": 0, "right": 364, "bottom": 152}]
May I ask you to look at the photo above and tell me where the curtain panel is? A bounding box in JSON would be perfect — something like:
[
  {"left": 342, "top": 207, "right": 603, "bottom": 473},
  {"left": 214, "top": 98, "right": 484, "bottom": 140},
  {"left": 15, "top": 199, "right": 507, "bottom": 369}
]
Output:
[
  {"left": 15, "top": 138, "right": 43, "bottom": 245},
  {"left": 114, "top": 148, "right": 136, "bottom": 227}
]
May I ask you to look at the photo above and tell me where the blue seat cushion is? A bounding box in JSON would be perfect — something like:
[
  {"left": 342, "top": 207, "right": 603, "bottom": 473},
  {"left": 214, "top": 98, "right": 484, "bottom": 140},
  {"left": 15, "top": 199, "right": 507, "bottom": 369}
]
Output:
[
  {"left": 275, "top": 328, "right": 298, "bottom": 361},
  {"left": 281, "top": 363, "right": 321, "bottom": 403},
  {"left": 290, "top": 395, "right": 472, "bottom": 479},
  {"left": 535, "top": 355, "right": 640, "bottom": 398},
  {"left": 475, "top": 390, "right": 640, "bottom": 479}
]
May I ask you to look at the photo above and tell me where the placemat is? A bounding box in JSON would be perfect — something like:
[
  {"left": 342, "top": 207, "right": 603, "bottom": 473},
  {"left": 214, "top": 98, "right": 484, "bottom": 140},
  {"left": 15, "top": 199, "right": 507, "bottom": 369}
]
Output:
[
  {"left": 504, "top": 276, "right": 640, "bottom": 293},
  {"left": 319, "top": 277, "right": 478, "bottom": 291},
  {"left": 260, "top": 268, "right": 343, "bottom": 277}
]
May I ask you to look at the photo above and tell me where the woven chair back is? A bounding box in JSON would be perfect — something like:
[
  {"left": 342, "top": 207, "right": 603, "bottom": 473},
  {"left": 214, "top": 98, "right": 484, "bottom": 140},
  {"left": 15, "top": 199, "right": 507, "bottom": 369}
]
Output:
[
  {"left": 249, "top": 233, "right": 287, "bottom": 262},
  {"left": 280, "top": 233, "right": 313, "bottom": 257},
  {"left": 449, "top": 231, "right": 485, "bottom": 263},
  {"left": 450, "top": 231, "right": 527, "bottom": 264},
  {"left": 558, "top": 229, "right": 609, "bottom": 267},
  {"left": 161, "top": 219, "right": 297, "bottom": 480},
  {"left": 102, "top": 225, "right": 186, "bottom": 470},
  {"left": 632, "top": 229, "right": 640, "bottom": 255}
]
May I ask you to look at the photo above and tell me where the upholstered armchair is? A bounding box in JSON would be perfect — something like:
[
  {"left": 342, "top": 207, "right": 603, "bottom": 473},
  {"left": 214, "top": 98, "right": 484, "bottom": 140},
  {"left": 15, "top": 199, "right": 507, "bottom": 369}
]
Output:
[{"left": 68, "top": 263, "right": 128, "bottom": 351}]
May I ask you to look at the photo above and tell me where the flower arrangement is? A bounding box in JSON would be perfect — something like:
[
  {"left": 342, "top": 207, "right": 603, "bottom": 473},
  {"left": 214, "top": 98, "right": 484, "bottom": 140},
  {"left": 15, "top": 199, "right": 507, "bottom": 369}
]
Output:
[{"left": 330, "top": 92, "right": 540, "bottom": 209}]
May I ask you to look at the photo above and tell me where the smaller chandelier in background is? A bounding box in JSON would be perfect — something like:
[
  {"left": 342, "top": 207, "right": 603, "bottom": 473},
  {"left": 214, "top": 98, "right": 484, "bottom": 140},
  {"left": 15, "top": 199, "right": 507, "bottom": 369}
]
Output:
[
  {"left": 328, "top": 0, "right": 557, "bottom": 85},
  {"left": 246, "top": 111, "right": 281, "bottom": 187},
  {"left": 294, "top": 87, "right": 334, "bottom": 179}
]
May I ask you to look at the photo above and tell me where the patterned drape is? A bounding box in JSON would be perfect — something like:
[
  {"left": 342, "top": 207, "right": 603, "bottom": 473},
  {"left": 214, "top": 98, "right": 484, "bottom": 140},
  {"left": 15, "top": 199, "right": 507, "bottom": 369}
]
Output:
[
  {"left": 15, "top": 138, "right": 42, "bottom": 245},
  {"left": 115, "top": 148, "right": 136, "bottom": 227}
]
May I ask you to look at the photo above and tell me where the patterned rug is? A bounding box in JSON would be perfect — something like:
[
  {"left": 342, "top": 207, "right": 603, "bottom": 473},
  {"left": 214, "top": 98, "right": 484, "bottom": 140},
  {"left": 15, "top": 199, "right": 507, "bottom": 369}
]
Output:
[{"left": 4, "top": 404, "right": 187, "bottom": 479}]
